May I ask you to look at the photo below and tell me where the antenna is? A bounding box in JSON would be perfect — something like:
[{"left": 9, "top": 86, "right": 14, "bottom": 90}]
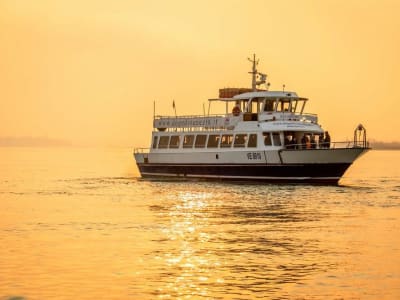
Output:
[
  {"left": 256, "top": 72, "right": 267, "bottom": 87},
  {"left": 153, "top": 100, "right": 156, "bottom": 121},
  {"left": 248, "top": 53, "right": 259, "bottom": 91},
  {"left": 248, "top": 54, "right": 269, "bottom": 91}
]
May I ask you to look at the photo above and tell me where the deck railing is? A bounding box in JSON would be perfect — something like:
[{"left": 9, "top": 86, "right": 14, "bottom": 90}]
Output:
[
  {"left": 134, "top": 140, "right": 368, "bottom": 155},
  {"left": 282, "top": 140, "right": 369, "bottom": 150},
  {"left": 133, "top": 148, "right": 150, "bottom": 154}
]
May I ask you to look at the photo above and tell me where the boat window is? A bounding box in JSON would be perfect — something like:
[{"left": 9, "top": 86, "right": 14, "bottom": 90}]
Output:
[
  {"left": 234, "top": 134, "right": 247, "bottom": 147},
  {"left": 152, "top": 136, "right": 158, "bottom": 149},
  {"left": 263, "top": 132, "right": 272, "bottom": 146},
  {"left": 169, "top": 135, "right": 180, "bottom": 148},
  {"left": 207, "top": 134, "right": 220, "bottom": 148},
  {"left": 248, "top": 134, "right": 257, "bottom": 147},
  {"left": 291, "top": 100, "right": 298, "bottom": 113},
  {"left": 183, "top": 135, "right": 195, "bottom": 148},
  {"left": 277, "top": 99, "right": 290, "bottom": 112},
  {"left": 250, "top": 99, "right": 260, "bottom": 113},
  {"left": 264, "top": 100, "right": 275, "bottom": 112},
  {"left": 158, "top": 136, "right": 170, "bottom": 149},
  {"left": 221, "top": 134, "right": 233, "bottom": 148},
  {"left": 195, "top": 134, "right": 207, "bottom": 148},
  {"left": 272, "top": 133, "right": 281, "bottom": 146}
]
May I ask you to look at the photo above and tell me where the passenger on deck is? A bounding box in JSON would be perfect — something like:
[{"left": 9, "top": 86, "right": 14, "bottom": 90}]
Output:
[
  {"left": 324, "top": 131, "right": 331, "bottom": 148},
  {"left": 284, "top": 135, "right": 291, "bottom": 149},
  {"left": 291, "top": 136, "right": 298, "bottom": 149},
  {"left": 301, "top": 134, "right": 308, "bottom": 149},
  {"left": 319, "top": 133, "right": 324, "bottom": 148},
  {"left": 310, "top": 134, "right": 316, "bottom": 149}
]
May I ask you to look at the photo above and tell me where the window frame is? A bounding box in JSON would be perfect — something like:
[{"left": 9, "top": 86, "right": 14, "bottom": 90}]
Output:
[
  {"left": 234, "top": 134, "right": 248, "bottom": 148},
  {"left": 263, "top": 132, "right": 272, "bottom": 146},
  {"left": 152, "top": 136, "right": 158, "bottom": 149},
  {"left": 220, "top": 134, "right": 233, "bottom": 148},
  {"left": 183, "top": 135, "right": 195, "bottom": 148},
  {"left": 272, "top": 132, "right": 282, "bottom": 146},
  {"left": 169, "top": 135, "right": 180, "bottom": 148},
  {"left": 248, "top": 134, "right": 257, "bottom": 147},
  {"left": 158, "top": 136, "right": 170, "bottom": 149},
  {"left": 195, "top": 134, "right": 207, "bottom": 148},
  {"left": 207, "top": 134, "right": 221, "bottom": 148}
]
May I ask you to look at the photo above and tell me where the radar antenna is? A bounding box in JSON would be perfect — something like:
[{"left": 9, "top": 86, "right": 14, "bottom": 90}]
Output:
[{"left": 248, "top": 54, "right": 269, "bottom": 91}]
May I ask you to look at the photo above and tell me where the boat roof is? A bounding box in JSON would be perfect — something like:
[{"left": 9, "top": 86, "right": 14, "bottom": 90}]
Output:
[
  {"left": 209, "top": 90, "right": 307, "bottom": 102},
  {"left": 234, "top": 91, "right": 299, "bottom": 99}
]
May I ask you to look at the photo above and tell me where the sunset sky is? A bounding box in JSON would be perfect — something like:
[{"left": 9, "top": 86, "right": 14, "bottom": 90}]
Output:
[{"left": 1, "top": 0, "right": 399, "bottom": 147}]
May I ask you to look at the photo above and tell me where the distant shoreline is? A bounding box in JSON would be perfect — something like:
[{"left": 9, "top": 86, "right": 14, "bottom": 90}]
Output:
[{"left": 369, "top": 141, "right": 400, "bottom": 150}]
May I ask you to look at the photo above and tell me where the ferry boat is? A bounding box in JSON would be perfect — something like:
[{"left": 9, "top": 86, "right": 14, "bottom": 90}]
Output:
[{"left": 134, "top": 55, "right": 369, "bottom": 184}]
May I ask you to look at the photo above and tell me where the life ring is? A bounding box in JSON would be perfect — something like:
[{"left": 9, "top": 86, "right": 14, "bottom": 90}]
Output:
[{"left": 232, "top": 106, "right": 241, "bottom": 116}]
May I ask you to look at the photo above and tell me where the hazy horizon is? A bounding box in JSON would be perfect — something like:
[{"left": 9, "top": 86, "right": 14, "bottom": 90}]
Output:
[{"left": 1, "top": 0, "right": 400, "bottom": 146}]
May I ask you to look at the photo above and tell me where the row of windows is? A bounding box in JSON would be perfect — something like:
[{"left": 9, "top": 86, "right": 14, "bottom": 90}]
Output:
[{"left": 152, "top": 132, "right": 281, "bottom": 149}]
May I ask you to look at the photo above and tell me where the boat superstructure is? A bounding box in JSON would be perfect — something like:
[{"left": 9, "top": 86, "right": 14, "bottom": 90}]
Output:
[{"left": 134, "top": 55, "right": 369, "bottom": 184}]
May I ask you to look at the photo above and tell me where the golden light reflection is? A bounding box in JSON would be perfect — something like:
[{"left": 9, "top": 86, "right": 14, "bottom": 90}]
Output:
[{"left": 157, "top": 191, "right": 219, "bottom": 298}]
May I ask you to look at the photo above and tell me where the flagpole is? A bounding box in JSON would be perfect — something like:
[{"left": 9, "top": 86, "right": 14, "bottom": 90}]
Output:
[
  {"left": 153, "top": 100, "right": 156, "bottom": 121},
  {"left": 173, "top": 99, "right": 177, "bottom": 117}
]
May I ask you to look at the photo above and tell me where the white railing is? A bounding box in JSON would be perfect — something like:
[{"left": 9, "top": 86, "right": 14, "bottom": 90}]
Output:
[
  {"left": 134, "top": 148, "right": 150, "bottom": 154},
  {"left": 283, "top": 140, "right": 368, "bottom": 150}
]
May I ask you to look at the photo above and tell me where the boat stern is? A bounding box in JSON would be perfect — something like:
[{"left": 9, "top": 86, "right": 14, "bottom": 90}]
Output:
[{"left": 133, "top": 148, "right": 149, "bottom": 164}]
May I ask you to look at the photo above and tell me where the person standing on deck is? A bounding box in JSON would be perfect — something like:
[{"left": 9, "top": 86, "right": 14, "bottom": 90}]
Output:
[{"left": 324, "top": 131, "right": 331, "bottom": 148}]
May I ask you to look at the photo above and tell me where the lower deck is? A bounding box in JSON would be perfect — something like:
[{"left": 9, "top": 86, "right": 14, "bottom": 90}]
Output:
[
  {"left": 136, "top": 162, "right": 351, "bottom": 185},
  {"left": 134, "top": 147, "right": 369, "bottom": 185}
]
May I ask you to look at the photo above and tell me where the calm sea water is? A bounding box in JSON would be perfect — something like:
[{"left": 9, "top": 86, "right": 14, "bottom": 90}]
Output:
[{"left": 0, "top": 147, "right": 399, "bottom": 299}]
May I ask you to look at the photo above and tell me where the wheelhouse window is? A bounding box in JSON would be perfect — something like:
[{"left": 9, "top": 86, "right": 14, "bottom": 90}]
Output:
[
  {"left": 263, "top": 132, "right": 272, "bottom": 146},
  {"left": 207, "top": 134, "right": 220, "bottom": 148},
  {"left": 221, "top": 134, "right": 233, "bottom": 148},
  {"left": 183, "top": 135, "right": 194, "bottom": 148},
  {"left": 195, "top": 135, "right": 207, "bottom": 148},
  {"left": 272, "top": 133, "right": 281, "bottom": 146},
  {"left": 264, "top": 99, "right": 275, "bottom": 112},
  {"left": 234, "top": 134, "right": 247, "bottom": 147},
  {"left": 158, "top": 136, "right": 170, "bottom": 149},
  {"left": 152, "top": 136, "right": 158, "bottom": 149},
  {"left": 277, "top": 99, "right": 291, "bottom": 112},
  {"left": 248, "top": 134, "right": 257, "bottom": 147},
  {"left": 169, "top": 135, "right": 180, "bottom": 148}
]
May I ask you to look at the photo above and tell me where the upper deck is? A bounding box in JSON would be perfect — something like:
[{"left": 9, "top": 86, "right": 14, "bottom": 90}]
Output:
[
  {"left": 153, "top": 55, "right": 319, "bottom": 132},
  {"left": 153, "top": 90, "right": 318, "bottom": 132}
]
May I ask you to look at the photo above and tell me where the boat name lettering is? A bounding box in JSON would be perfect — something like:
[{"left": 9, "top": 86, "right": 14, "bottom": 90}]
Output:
[
  {"left": 155, "top": 117, "right": 224, "bottom": 128},
  {"left": 246, "top": 152, "right": 262, "bottom": 160}
]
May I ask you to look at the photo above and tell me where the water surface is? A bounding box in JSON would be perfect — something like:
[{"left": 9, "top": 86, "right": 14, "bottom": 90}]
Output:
[{"left": 0, "top": 148, "right": 399, "bottom": 299}]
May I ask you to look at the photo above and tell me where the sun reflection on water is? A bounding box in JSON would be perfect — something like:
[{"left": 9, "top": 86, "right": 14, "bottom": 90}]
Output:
[
  {"left": 2, "top": 149, "right": 400, "bottom": 299},
  {"left": 146, "top": 183, "right": 355, "bottom": 299}
]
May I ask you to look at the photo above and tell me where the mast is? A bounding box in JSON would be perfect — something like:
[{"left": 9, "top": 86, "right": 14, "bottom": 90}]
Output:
[
  {"left": 248, "top": 54, "right": 267, "bottom": 91},
  {"left": 248, "top": 54, "right": 258, "bottom": 91}
]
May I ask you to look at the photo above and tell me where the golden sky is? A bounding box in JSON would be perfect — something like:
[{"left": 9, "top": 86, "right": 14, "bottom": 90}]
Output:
[{"left": 1, "top": 0, "right": 399, "bottom": 147}]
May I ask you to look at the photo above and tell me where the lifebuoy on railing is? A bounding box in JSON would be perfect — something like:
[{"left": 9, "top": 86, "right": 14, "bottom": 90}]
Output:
[{"left": 232, "top": 106, "right": 241, "bottom": 116}]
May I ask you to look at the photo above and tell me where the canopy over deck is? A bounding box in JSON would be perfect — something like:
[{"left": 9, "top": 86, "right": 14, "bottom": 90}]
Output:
[{"left": 209, "top": 90, "right": 307, "bottom": 102}]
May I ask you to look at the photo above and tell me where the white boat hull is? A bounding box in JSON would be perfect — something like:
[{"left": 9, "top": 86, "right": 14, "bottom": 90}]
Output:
[{"left": 134, "top": 148, "right": 368, "bottom": 184}]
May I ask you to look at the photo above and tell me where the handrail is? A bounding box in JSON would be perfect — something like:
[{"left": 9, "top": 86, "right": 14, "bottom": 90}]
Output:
[
  {"left": 283, "top": 140, "right": 368, "bottom": 150},
  {"left": 134, "top": 148, "right": 150, "bottom": 154},
  {"left": 134, "top": 141, "right": 368, "bottom": 153},
  {"left": 154, "top": 112, "right": 318, "bottom": 120},
  {"left": 155, "top": 114, "right": 225, "bottom": 119}
]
